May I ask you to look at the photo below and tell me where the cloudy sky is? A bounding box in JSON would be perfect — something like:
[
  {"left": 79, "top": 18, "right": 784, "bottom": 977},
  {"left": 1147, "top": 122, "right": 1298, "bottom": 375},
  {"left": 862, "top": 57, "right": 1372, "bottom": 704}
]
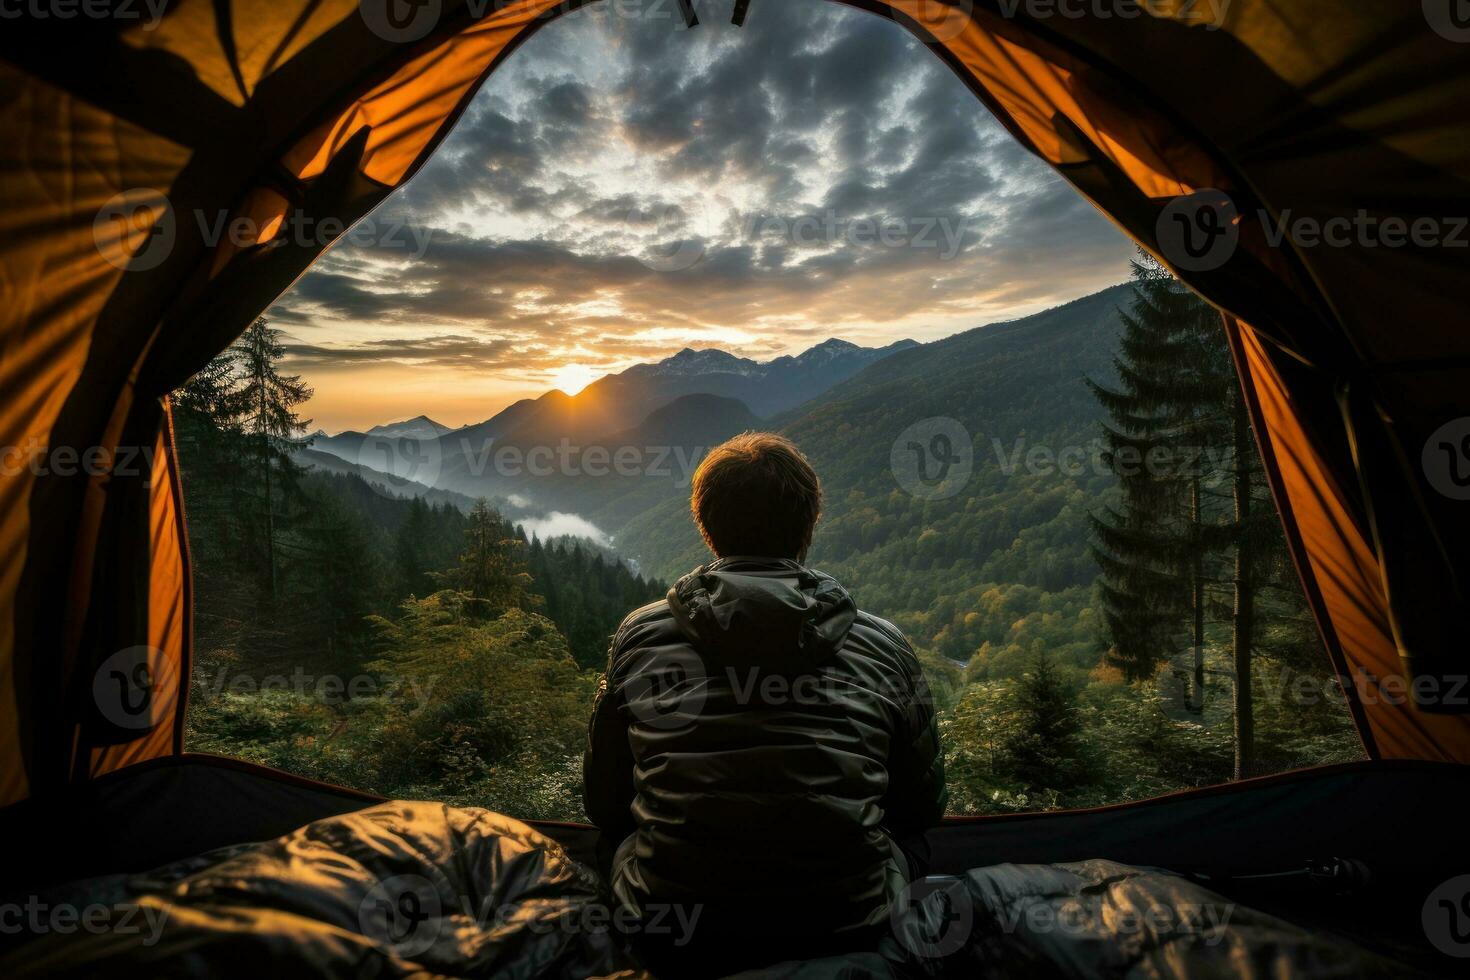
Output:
[{"left": 271, "top": 0, "right": 1133, "bottom": 434}]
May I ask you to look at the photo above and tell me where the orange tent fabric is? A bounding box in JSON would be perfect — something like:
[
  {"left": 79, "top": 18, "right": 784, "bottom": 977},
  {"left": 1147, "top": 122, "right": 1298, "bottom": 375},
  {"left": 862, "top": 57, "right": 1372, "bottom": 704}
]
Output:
[{"left": 2, "top": 0, "right": 1467, "bottom": 808}]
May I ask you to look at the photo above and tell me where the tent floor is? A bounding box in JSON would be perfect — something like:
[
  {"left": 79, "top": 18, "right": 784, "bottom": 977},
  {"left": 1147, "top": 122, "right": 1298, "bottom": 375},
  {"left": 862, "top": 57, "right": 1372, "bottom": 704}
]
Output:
[{"left": 4, "top": 754, "right": 1467, "bottom": 972}]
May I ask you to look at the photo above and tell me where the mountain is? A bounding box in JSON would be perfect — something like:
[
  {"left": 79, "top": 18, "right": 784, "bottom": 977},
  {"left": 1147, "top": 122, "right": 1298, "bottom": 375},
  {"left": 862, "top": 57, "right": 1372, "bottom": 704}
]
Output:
[
  {"left": 460, "top": 337, "right": 916, "bottom": 452},
  {"left": 367, "top": 415, "right": 452, "bottom": 440},
  {"left": 431, "top": 392, "right": 765, "bottom": 528},
  {"left": 294, "top": 448, "right": 481, "bottom": 512},
  {"left": 316, "top": 338, "right": 914, "bottom": 497},
  {"left": 306, "top": 429, "right": 437, "bottom": 484},
  {"left": 423, "top": 338, "right": 914, "bottom": 497},
  {"left": 591, "top": 337, "right": 919, "bottom": 421},
  {"left": 613, "top": 284, "right": 1133, "bottom": 674},
  {"left": 601, "top": 393, "right": 761, "bottom": 449}
]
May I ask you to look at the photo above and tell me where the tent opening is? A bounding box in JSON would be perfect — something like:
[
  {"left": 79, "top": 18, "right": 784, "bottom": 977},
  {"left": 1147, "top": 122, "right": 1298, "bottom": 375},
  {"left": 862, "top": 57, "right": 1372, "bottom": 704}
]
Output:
[{"left": 168, "top": 0, "right": 1362, "bottom": 822}]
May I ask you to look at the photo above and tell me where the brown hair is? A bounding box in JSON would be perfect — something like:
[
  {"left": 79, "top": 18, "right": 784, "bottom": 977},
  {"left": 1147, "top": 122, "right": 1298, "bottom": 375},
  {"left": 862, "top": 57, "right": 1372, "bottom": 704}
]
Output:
[{"left": 690, "top": 432, "right": 823, "bottom": 561}]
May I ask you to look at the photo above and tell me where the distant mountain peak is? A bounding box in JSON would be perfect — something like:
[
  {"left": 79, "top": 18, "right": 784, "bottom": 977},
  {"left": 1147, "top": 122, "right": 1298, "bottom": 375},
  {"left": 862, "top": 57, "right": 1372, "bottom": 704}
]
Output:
[
  {"left": 366, "top": 415, "right": 452, "bottom": 439},
  {"left": 638, "top": 347, "right": 760, "bottom": 378}
]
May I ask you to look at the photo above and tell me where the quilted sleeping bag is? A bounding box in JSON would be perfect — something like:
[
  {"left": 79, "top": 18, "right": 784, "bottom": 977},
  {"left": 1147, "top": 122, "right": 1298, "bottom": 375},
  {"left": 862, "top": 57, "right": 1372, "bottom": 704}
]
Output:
[{"left": 0, "top": 801, "right": 648, "bottom": 978}]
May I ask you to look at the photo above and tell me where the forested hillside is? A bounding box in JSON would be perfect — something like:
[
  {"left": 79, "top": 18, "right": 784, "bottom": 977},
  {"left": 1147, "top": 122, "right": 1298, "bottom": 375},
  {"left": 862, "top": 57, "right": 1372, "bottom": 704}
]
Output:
[
  {"left": 176, "top": 321, "right": 665, "bottom": 818},
  {"left": 620, "top": 286, "right": 1130, "bottom": 680}
]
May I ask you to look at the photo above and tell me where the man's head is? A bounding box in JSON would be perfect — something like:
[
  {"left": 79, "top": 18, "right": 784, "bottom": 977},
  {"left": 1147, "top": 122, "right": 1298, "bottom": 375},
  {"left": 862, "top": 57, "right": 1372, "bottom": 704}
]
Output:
[{"left": 691, "top": 432, "right": 822, "bottom": 561}]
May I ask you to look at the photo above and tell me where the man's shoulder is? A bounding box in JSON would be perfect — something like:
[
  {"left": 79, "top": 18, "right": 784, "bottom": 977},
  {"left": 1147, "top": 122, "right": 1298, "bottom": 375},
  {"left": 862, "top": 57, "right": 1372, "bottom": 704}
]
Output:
[
  {"left": 609, "top": 597, "right": 680, "bottom": 656},
  {"left": 618, "top": 597, "right": 674, "bottom": 633},
  {"left": 849, "top": 609, "right": 926, "bottom": 680},
  {"left": 851, "top": 609, "right": 912, "bottom": 653}
]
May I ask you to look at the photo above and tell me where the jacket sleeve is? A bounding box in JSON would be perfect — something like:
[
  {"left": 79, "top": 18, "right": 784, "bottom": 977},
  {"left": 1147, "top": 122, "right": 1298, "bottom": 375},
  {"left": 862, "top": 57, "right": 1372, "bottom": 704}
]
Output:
[
  {"left": 581, "top": 640, "right": 638, "bottom": 841},
  {"left": 880, "top": 639, "right": 948, "bottom": 835}
]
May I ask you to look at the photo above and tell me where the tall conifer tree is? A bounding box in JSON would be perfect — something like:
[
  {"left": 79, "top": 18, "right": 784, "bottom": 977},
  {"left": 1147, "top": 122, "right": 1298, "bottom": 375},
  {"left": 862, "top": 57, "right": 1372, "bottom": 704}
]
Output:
[
  {"left": 232, "top": 317, "right": 313, "bottom": 600},
  {"left": 1089, "top": 253, "right": 1230, "bottom": 702}
]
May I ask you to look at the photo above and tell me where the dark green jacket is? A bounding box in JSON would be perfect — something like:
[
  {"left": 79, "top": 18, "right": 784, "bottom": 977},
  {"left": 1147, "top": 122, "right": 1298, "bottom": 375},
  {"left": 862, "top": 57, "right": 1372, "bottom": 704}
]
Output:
[{"left": 583, "top": 557, "right": 946, "bottom": 937}]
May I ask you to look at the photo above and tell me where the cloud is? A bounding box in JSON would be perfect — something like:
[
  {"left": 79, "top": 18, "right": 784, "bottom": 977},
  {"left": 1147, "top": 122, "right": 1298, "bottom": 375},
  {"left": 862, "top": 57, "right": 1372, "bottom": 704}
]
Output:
[
  {"left": 284, "top": 334, "right": 517, "bottom": 370},
  {"left": 272, "top": 0, "right": 1134, "bottom": 422}
]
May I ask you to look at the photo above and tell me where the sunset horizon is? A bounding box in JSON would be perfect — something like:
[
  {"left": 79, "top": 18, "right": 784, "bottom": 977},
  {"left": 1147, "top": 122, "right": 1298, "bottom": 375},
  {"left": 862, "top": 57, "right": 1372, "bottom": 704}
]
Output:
[{"left": 268, "top": 1, "right": 1132, "bottom": 435}]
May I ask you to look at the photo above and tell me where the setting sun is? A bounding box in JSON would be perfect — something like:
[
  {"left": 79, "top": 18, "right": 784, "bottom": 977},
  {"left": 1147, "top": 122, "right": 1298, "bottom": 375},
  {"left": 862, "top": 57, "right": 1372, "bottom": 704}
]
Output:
[{"left": 549, "top": 362, "right": 599, "bottom": 396}]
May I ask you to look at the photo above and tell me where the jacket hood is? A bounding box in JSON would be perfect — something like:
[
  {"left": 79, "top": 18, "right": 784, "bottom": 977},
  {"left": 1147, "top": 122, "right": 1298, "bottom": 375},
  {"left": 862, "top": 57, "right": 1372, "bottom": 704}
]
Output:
[{"left": 667, "top": 557, "right": 857, "bottom": 662}]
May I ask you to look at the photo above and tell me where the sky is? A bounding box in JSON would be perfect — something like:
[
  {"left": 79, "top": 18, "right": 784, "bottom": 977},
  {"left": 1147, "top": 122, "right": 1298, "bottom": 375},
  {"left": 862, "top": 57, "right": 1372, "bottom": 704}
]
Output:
[{"left": 270, "top": 0, "right": 1134, "bottom": 434}]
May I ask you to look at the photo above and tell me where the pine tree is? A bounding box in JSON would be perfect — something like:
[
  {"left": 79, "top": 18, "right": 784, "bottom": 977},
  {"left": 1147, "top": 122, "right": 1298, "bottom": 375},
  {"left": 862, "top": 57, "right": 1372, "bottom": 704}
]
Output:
[
  {"left": 173, "top": 351, "right": 251, "bottom": 551},
  {"left": 1089, "top": 253, "right": 1231, "bottom": 706},
  {"left": 999, "top": 649, "right": 1089, "bottom": 789},
  {"left": 1089, "top": 257, "right": 1306, "bottom": 780},
  {"left": 292, "top": 492, "right": 382, "bottom": 668},
  {"left": 394, "top": 497, "right": 435, "bottom": 598},
  {"left": 231, "top": 317, "right": 313, "bottom": 600},
  {"left": 441, "top": 499, "right": 540, "bottom": 616}
]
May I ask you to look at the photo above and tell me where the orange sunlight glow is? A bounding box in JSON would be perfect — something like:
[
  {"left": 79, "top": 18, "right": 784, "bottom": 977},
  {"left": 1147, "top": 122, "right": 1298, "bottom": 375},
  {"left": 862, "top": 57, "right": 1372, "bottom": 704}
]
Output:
[{"left": 549, "top": 363, "right": 600, "bottom": 396}]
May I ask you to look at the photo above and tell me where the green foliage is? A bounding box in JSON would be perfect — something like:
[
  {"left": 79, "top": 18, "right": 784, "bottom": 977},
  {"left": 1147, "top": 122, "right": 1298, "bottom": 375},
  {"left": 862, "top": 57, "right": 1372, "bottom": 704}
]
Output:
[
  {"left": 365, "top": 597, "right": 592, "bottom": 799},
  {"left": 999, "top": 652, "right": 1091, "bottom": 789},
  {"left": 438, "top": 500, "right": 542, "bottom": 616},
  {"left": 526, "top": 536, "right": 665, "bottom": 668}
]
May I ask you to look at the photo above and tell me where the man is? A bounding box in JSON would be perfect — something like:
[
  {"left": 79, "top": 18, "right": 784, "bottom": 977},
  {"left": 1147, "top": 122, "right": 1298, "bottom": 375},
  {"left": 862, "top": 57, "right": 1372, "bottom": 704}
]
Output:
[{"left": 583, "top": 432, "right": 946, "bottom": 967}]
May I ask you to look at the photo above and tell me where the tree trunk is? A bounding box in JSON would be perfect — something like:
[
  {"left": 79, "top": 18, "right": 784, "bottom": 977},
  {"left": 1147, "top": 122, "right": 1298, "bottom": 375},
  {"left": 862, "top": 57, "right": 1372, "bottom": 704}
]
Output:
[
  {"left": 259, "top": 380, "right": 277, "bottom": 602},
  {"left": 1232, "top": 395, "right": 1255, "bottom": 780},
  {"left": 1190, "top": 473, "right": 1205, "bottom": 714}
]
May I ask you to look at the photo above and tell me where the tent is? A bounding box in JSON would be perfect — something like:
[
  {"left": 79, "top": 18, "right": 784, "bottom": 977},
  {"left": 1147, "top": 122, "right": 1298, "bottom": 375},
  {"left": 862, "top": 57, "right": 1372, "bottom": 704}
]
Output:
[{"left": 2, "top": 0, "right": 1469, "bottom": 965}]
